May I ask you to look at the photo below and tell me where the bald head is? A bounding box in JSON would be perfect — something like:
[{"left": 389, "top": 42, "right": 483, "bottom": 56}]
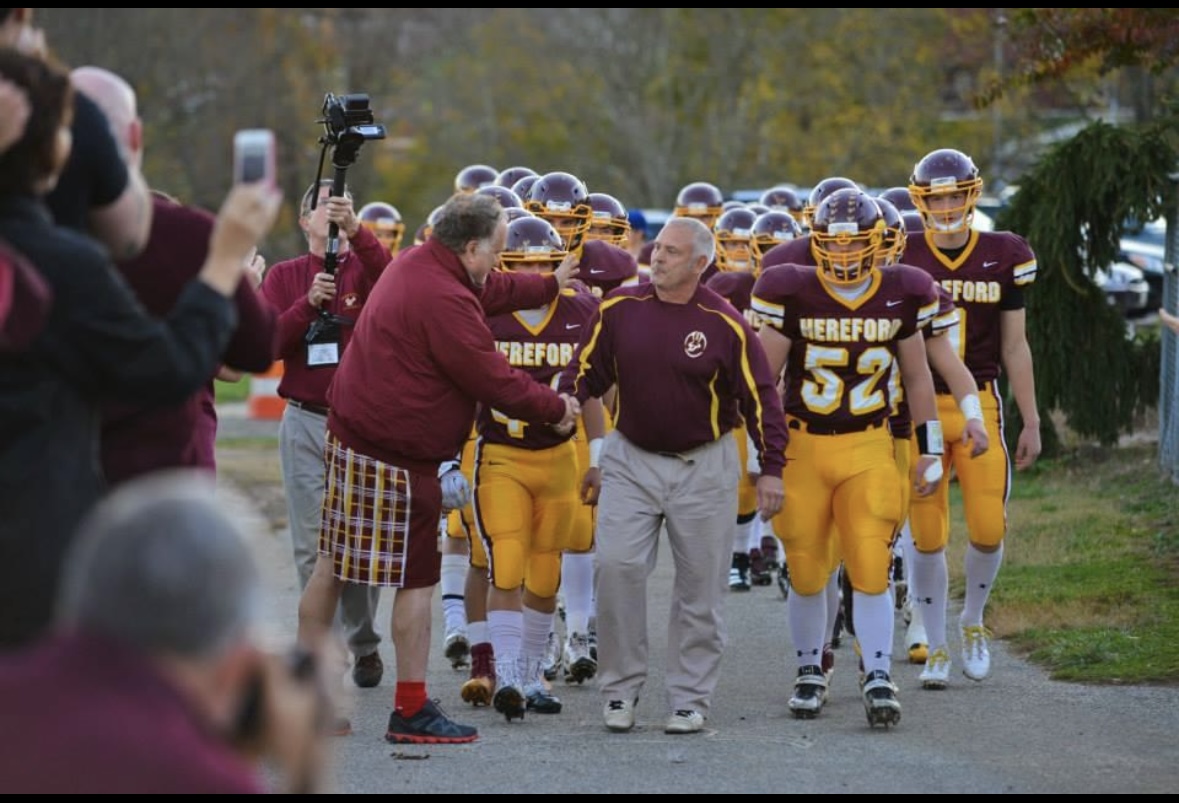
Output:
[{"left": 70, "top": 65, "right": 141, "bottom": 168}]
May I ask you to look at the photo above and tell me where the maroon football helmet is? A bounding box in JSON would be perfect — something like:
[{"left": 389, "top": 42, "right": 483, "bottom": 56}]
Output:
[
  {"left": 494, "top": 165, "right": 538, "bottom": 190},
  {"left": 803, "top": 177, "right": 859, "bottom": 230},
  {"left": 357, "top": 201, "right": 405, "bottom": 257},
  {"left": 713, "top": 207, "right": 758, "bottom": 274},
  {"left": 587, "top": 192, "right": 630, "bottom": 247},
  {"left": 908, "top": 148, "right": 983, "bottom": 234},
  {"left": 454, "top": 163, "right": 498, "bottom": 194},
  {"left": 474, "top": 184, "right": 523, "bottom": 209},
  {"left": 810, "top": 189, "right": 885, "bottom": 285},
  {"left": 673, "top": 181, "right": 725, "bottom": 225},
  {"left": 499, "top": 215, "right": 567, "bottom": 272},
  {"left": 526, "top": 171, "right": 592, "bottom": 252},
  {"left": 760, "top": 186, "right": 805, "bottom": 222},
  {"left": 877, "top": 186, "right": 917, "bottom": 213},
  {"left": 872, "top": 196, "right": 906, "bottom": 266},
  {"left": 750, "top": 210, "right": 803, "bottom": 268}
]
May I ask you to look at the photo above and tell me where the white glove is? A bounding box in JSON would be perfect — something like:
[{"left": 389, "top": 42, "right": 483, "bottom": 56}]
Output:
[
  {"left": 440, "top": 469, "right": 470, "bottom": 512},
  {"left": 745, "top": 432, "right": 761, "bottom": 476}
]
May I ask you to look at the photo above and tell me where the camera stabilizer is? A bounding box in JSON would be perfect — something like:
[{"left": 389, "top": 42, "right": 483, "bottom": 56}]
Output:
[{"left": 305, "top": 93, "right": 387, "bottom": 345}]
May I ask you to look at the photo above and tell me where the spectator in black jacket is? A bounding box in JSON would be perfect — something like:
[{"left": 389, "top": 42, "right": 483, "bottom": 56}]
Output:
[{"left": 0, "top": 48, "right": 281, "bottom": 649}]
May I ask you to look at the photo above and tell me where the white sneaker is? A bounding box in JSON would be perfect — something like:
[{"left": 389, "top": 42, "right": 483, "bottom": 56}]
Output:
[
  {"left": 906, "top": 605, "right": 929, "bottom": 664},
  {"left": 665, "top": 709, "right": 704, "bottom": 734},
  {"left": 960, "top": 623, "right": 993, "bottom": 681},
  {"left": 604, "top": 698, "right": 636, "bottom": 732},
  {"left": 918, "top": 646, "right": 952, "bottom": 689},
  {"left": 788, "top": 664, "right": 828, "bottom": 719}
]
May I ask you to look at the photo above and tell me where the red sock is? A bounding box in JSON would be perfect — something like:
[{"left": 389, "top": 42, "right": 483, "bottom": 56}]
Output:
[{"left": 395, "top": 681, "right": 428, "bottom": 717}]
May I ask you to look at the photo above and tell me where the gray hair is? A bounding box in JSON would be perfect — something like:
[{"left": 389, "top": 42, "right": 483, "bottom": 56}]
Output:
[
  {"left": 300, "top": 179, "right": 351, "bottom": 218},
  {"left": 56, "top": 470, "right": 262, "bottom": 660},
  {"left": 663, "top": 216, "right": 716, "bottom": 266},
  {"left": 432, "top": 192, "right": 505, "bottom": 253}
]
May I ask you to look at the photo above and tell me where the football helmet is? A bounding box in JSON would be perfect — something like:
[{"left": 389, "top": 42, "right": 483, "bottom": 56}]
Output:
[
  {"left": 760, "top": 186, "right": 805, "bottom": 222},
  {"left": 908, "top": 148, "right": 983, "bottom": 234},
  {"left": 673, "top": 181, "right": 725, "bottom": 226},
  {"left": 357, "top": 201, "right": 406, "bottom": 257},
  {"left": 877, "top": 186, "right": 917, "bottom": 213},
  {"left": 415, "top": 204, "right": 446, "bottom": 245},
  {"left": 474, "top": 184, "right": 523, "bottom": 209},
  {"left": 745, "top": 202, "right": 770, "bottom": 217},
  {"left": 495, "top": 165, "right": 537, "bottom": 190},
  {"left": 510, "top": 174, "right": 539, "bottom": 201},
  {"left": 526, "top": 171, "right": 592, "bottom": 252},
  {"left": 902, "top": 210, "right": 925, "bottom": 234},
  {"left": 713, "top": 207, "right": 758, "bottom": 274},
  {"left": 873, "top": 196, "right": 906, "bottom": 267},
  {"left": 454, "top": 163, "right": 498, "bottom": 194},
  {"left": 503, "top": 206, "right": 534, "bottom": 223},
  {"left": 750, "top": 210, "right": 803, "bottom": 264},
  {"left": 810, "top": 189, "right": 885, "bottom": 285},
  {"left": 499, "top": 216, "right": 567, "bottom": 272},
  {"left": 803, "top": 177, "right": 858, "bottom": 230},
  {"left": 587, "top": 192, "right": 630, "bottom": 247}
]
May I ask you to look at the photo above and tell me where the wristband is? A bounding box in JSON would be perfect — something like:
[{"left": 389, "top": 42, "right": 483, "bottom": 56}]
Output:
[
  {"left": 916, "top": 420, "right": 944, "bottom": 456},
  {"left": 959, "top": 393, "right": 983, "bottom": 423},
  {"left": 588, "top": 438, "right": 604, "bottom": 469}
]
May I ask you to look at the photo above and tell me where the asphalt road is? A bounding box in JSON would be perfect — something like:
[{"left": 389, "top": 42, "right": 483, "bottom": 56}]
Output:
[{"left": 216, "top": 415, "right": 1179, "bottom": 794}]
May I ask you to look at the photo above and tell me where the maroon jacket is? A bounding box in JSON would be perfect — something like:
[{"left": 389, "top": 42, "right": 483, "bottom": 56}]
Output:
[
  {"left": 328, "top": 237, "right": 567, "bottom": 473},
  {"left": 101, "top": 195, "right": 277, "bottom": 483},
  {"left": 259, "top": 224, "right": 389, "bottom": 407},
  {"left": 0, "top": 631, "right": 266, "bottom": 793}
]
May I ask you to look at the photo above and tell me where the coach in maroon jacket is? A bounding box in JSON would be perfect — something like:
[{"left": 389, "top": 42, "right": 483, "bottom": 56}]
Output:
[{"left": 297, "top": 192, "right": 580, "bottom": 744}]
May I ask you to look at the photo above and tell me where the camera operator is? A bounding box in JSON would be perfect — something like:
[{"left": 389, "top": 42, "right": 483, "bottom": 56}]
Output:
[
  {"left": 259, "top": 179, "right": 389, "bottom": 705},
  {"left": 0, "top": 470, "right": 333, "bottom": 793}
]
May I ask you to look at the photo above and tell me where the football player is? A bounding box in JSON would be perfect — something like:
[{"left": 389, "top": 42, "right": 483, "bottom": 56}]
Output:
[
  {"left": 903, "top": 148, "right": 1040, "bottom": 688},
  {"left": 357, "top": 201, "right": 405, "bottom": 259},
  {"left": 474, "top": 216, "right": 606, "bottom": 721},
  {"left": 751, "top": 189, "right": 947, "bottom": 728}
]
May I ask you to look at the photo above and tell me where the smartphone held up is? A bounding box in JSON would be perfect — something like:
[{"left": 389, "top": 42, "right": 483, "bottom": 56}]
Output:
[{"left": 233, "top": 128, "right": 276, "bottom": 188}]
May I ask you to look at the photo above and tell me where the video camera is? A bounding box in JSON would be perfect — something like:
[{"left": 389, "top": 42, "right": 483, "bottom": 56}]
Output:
[{"left": 318, "top": 92, "right": 386, "bottom": 169}]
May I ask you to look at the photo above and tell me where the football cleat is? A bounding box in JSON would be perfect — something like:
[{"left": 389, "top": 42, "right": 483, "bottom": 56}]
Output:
[
  {"left": 444, "top": 627, "right": 470, "bottom": 670},
  {"left": 541, "top": 629, "right": 562, "bottom": 682},
  {"left": 563, "top": 632, "right": 597, "bottom": 684},
  {"left": 788, "top": 664, "right": 828, "bottom": 719},
  {"left": 961, "top": 623, "right": 993, "bottom": 681},
  {"left": 919, "top": 646, "right": 952, "bottom": 689},
  {"left": 729, "top": 552, "right": 751, "bottom": 591},
  {"left": 861, "top": 670, "right": 901, "bottom": 729}
]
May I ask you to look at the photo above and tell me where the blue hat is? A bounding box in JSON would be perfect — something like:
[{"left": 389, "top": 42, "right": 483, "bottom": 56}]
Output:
[{"left": 627, "top": 208, "right": 648, "bottom": 236}]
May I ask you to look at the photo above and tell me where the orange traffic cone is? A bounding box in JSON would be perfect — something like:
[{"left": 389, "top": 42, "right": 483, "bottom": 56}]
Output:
[{"left": 248, "top": 360, "right": 286, "bottom": 420}]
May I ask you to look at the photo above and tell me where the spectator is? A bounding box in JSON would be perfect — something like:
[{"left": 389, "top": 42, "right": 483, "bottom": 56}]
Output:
[
  {"left": 258, "top": 178, "right": 388, "bottom": 702},
  {"left": 559, "top": 216, "right": 788, "bottom": 735},
  {"left": 625, "top": 207, "right": 648, "bottom": 264},
  {"left": 1159, "top": 306, "right": 1179, "bottom": 335},
  {"left": 0, "top": 470, "right": 332, "bottom": 793},
  {"left": 1, "top": 8, "right": 152, "bottom": 259},
  {"left": 0, "top": 48, "right": 281, "bottom": 649},
  {"left": 69, "top": 65, "right": 277, "bottom": 484},
  {"left": 296, "top": 192, "right": 581, "bottom": 744}
]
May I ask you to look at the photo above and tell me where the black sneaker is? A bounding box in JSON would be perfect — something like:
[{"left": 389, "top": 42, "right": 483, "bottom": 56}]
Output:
[
  {"left": 352, "top": 651, "right": 384, "bottom": 688},
  {"left": 385, "top": 699, "right": 478, "bottom": 744}
]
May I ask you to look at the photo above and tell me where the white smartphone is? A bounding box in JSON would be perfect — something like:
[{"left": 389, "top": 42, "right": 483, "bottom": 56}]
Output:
[{"left": 233, "top": 129, "right": 276, "bottom": 187}]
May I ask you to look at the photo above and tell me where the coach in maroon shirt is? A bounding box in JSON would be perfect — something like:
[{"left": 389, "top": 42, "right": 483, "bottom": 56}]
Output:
[
  {"left": 298, "top": 192, "right": 580, "bottom": 744},
  {"left": 560, "top": 216, "right": 788, "bottom": 735}
]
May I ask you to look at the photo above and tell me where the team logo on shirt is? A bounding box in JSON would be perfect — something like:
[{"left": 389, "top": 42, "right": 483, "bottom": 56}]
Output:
[
  {"left": 684, "top": 331, "right": 707, "bottom": 358},
  {"left": 342, "top": 292, "right": 360, "bottom": 309}
]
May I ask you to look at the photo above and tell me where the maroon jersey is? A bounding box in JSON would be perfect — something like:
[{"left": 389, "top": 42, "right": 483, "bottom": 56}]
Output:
[
  {"left": 560, "top": 282, "right": 788, "bottom": 478},
  {"left": 888, "top": 283, "right": 959, "bottom": 439},
  {"left": 578, "top": 239, "right": 638, "bottom": 298},
  {"left": 752, "top": 263, "right": 939, "bottom": 433},
  {"left": 760, "top": 234, "right": 814, "bottom": 271},
  {"left": 705, "top": 270, "right": 759, "bottom": 329},
  {"left": 902, "top": 229, "right": 1036, "bottom": 393},
  {"left": 479, "top": 289, "right": 600, "bottom": 450}
]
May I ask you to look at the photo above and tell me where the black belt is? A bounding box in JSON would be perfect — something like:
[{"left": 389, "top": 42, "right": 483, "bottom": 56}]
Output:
[
  {"left": 788, "top": 417, "right": 885, "bottom": 436},
  {"left": 288, "top": 399, "right": 330, "bottom": 416}
]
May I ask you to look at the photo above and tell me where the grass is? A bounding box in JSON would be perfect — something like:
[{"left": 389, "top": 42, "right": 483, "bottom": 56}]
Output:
[
  {"left": 950, "top": 442, "right": 1179, "bottom": 685},
  {"left": 214, "top": 378, "right": 250, "bottom": 404}
]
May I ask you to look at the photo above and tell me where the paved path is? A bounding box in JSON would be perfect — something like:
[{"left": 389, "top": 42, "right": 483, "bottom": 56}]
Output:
[{"left": 214, "top": 415, "right": 1179, "bottom": 794}]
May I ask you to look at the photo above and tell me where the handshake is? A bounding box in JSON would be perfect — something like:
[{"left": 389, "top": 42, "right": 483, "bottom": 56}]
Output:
[{"left": 551, "top": 393, "right": 581, "bottom": 436}]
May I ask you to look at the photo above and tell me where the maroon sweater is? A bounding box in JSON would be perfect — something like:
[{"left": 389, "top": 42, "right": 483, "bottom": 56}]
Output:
[
  {"left": 101, "top": 195, "right": 276, "bottom": 483},
  {"left": 328, "top": 238, "right": 567, "bottom": 473},
  {"left": 259, "top": 225, "right": 389, "bottom": 407}
]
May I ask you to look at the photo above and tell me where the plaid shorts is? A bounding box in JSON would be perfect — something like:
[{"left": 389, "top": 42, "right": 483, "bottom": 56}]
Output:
[{"left": 319, "top": 432, "right": 442, "bottom": 588}]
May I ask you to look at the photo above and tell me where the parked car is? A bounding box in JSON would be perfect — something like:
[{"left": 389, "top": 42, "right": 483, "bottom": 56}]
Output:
[
  {"left": 1119, "top": 217, "right": 1167, "bottom": 313},
  {"left": 1095, "top": 260, "right": 1151, "bottom": 316}
]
